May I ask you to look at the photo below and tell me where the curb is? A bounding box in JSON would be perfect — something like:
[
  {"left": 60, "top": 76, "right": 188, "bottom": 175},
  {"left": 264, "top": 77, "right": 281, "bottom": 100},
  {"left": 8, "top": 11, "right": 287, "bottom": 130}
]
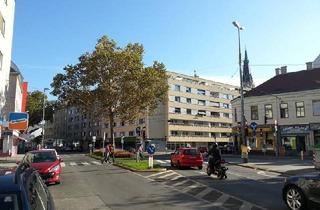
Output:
[
  {"left": 227, "top": 161, "right": 289, "bottom": 176},
  {"left": 114, "top": 163, "right": 167, "bottom": 173},
  {"left": 88, "top": 154, "right": 167, "bottom": 173}
]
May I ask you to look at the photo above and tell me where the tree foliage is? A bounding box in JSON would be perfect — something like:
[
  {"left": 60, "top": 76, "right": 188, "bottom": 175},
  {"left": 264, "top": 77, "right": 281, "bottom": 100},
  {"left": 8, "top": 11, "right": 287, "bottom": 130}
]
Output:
[
  {"left": 26, "top": 91, "right": 55, "bottom": 126},
  {"left": 51, "top": 36, "right": 169, "bottom": 144}
]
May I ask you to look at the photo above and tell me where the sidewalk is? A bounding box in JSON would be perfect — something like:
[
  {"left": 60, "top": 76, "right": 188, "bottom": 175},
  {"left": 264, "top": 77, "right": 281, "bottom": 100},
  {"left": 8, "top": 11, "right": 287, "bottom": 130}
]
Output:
[{"left": 225, "top": 155, "right": 316, "bottom": 176}]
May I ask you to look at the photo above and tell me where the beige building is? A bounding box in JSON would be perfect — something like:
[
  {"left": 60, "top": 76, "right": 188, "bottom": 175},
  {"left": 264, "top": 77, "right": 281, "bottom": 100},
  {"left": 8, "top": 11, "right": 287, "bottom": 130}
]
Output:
[
  {"left": 232, "top": 65, "right": 320, "bottom": 155},
  {"left": 52, "top": 71, "right": 239, "bottom": 151}
]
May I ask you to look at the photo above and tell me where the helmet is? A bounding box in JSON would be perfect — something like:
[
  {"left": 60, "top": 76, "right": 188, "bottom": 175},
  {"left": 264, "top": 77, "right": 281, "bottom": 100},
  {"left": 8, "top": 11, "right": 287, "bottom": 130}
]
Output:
[{"left": 212, "top": 142, "right": 218, "bottom": 148}]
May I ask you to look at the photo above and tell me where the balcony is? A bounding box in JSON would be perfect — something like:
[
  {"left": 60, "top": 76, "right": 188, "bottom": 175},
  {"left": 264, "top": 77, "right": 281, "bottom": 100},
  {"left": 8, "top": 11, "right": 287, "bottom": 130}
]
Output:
[
  {"left": 168, "top": 124, "right": 231, "bottom": 133},
  {"left": 168, "top": 136, "right": 231, "bottom": 143}
]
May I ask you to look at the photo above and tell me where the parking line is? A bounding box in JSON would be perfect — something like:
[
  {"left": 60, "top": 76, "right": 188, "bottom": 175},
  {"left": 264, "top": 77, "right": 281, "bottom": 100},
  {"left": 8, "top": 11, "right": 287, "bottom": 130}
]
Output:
[
  {"left": 81, "top": 162, "right": 90, "bottom": 166},
  {"left": 157, "top": 172, "right": 176, "bottom": 179},
  {"left": 172, "top": 179, "right": 189, "bottom": 187},
  {"left": 146, "top": 170, "right": 170, "bottom": 178},
  {"left": 91, "top": 161, "right": 102, "bottom": 165},
  {"left": 69, "top": 162, "right": 77, "bottom": 166},
  {"left": 194, "top": 188, "right": 212, "bottom": 199}
]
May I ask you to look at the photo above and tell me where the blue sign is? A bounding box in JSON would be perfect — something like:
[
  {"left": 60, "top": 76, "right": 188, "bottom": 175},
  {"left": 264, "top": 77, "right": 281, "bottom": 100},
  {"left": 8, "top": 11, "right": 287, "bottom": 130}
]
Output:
[
  {"left": 8, "top": 112, "right": 29, "bottom": 130},
  {"left": 250, "top": 122, "right": 258, "bottom": 130},
  {"left": 147, "top": 145, "right": 156, "bottom": 155}
]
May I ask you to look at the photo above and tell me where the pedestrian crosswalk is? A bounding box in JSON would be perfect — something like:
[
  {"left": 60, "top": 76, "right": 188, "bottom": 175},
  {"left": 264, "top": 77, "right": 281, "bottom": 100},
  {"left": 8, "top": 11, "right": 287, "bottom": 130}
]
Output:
[
  {"left": 156, "top": 159, "right": 209, "bottom": 166},
  {"left": 61, "top": 161, "right": 103, "bottom": 167},
  {"left": 138, "top": 170, "right": 267, "bottom": 210}
]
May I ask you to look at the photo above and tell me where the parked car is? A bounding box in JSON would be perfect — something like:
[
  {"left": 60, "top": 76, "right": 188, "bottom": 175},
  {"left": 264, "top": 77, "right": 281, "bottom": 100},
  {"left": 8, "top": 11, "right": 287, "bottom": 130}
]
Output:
[
  {"left": 170, "top": 147, "right": 203, "bottom": 169},
  {"left": 0, "top": 163, "right": 55, "bottom": 210},
  {"left": 282, "top": 174, "right": 320, "bottom": 210},
  {"left": 21, "top": 149, "right": 62, "bottom": 184},
  {"left": 198, "top": 147, "right": 208, "bottom": 154}
]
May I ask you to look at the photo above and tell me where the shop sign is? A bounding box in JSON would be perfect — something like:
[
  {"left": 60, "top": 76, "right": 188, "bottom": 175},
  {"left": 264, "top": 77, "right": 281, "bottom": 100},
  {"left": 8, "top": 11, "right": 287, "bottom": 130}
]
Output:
[
  {"left": 310, "top": 123, "right": 320, "bottom": 130},
  {"left": 280, "top": 125, "right": 310, "bottom": 134}
]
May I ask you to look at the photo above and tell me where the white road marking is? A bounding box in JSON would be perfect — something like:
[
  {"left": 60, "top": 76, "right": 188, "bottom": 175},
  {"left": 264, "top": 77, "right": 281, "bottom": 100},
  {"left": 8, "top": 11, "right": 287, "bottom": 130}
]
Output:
[
  {"left": 91, "top": 161, "right": 102, "bottom": 165},
  {"left": 157, "top": 172, "right": 177, "bottom": 179},
  {"left": 81, "top": 162, "right": 90, "bottom": 166},
  {"left": 145, "top": 170, "right": 170, "bottom": 178},
  {"left": 170, "top": 175, "right": 184, "bottom": 181},
  {"left": 194, "top": 188, "right": 212, "bottom": 199},
  {"left": 181, "top": 184, "right": 199, "bottom": 193},
  {"left": 211, "top": 194, "right": 229, "bottom": 207},
  {"left": 172, "top": 179, "right": 189, "bottom": 187},
  {"left": 60, "top": 162, "right": 66, "bottom": 167},
  {"left": 196, "top": 171, "right": 206, "bottom": 175},
  {"left": 69, "top": 162, "right": 77, "bottom": 166},
  {"left": 239, "top": 202, "right": 254, "bottom": 210}
]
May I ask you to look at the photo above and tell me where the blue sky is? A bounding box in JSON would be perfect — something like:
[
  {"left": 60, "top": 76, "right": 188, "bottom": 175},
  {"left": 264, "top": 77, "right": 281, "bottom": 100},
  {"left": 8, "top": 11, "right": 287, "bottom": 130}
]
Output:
[{"left": 12, "top": 0, "right": 320, "bottom": 96}]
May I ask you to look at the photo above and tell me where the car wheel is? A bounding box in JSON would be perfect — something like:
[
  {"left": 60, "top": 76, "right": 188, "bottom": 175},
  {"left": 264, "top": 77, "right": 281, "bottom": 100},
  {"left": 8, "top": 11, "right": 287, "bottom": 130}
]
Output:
[
  {"left": 285, "top": 186, "right": 307, "bottom": 210},
  {"left": 170, "top": 161, "right": 174, "bottom": 168},
  {"left": 177, "top": 161, "right": 182, "bottom": 169},
  {"left": 198, "top": 166, "right": 203, "bottom": 170}
]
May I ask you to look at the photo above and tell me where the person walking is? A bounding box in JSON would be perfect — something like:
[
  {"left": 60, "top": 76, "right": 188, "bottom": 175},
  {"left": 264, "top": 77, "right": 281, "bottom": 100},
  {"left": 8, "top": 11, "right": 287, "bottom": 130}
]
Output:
[
  {"left": 109, "top": 143, "right": 115, "bottom": 164},
  {"left": 101, "top": 143, "right": 111, "bottom": 164}
]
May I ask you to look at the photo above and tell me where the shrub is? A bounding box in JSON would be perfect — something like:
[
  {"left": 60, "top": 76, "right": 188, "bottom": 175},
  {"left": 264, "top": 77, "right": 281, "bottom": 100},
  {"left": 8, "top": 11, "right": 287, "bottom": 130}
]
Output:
[{"left": 114, "top": 150, "right": 134, "bottom": 158}]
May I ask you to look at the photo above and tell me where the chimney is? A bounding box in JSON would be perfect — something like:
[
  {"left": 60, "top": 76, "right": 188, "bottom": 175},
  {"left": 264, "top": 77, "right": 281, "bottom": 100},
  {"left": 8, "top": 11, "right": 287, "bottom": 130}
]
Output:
[
  {"left": 306, "top": 62, "right": 313, "bottom": 70},
  {"left": 275, "top": 68, "right": 280, "bottom": 76},
  {"left": 280, "top": 66, "right": 287, "bottom": 74}
]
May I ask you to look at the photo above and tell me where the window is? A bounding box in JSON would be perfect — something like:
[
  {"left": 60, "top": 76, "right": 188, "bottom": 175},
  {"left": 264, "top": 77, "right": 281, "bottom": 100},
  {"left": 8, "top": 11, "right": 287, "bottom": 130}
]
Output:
[
  {"left": 120, "top": 132, "right": 125, "bottom": 136},
  {"left": 186, "top": 109, "right": 192, "bottom": 115},
  {"left": 175, "top": 96, "right": 181, "bottom": 102},
  {"left": 121, "top": 121, "right": 125, "bottom": 126},
  {"left": 234, "top": 108, "right": 237, "bottom": 122},
  {"left": 0, "top": 14, "right": 5, "bottom": 37},
  {"left": 223, "top": 113, "right": 230, "bottom": 118},
  {"left": 198, "top": 100, "right": 206, "bottom": 106},
  {"left": 129, "top": 131, "right": 134, "bottom": 136},
  {"left": 174, "top": 85, "right": 181, "bottom": 91},
  {"left": 186, "top": 87, "right": 191, "bottom": 93},
  {"left": 197, "top": 110, "right": 206, "bottom": 116},
  {"left": 251, "top": 106, "right": 259, "bottom": 120},
  {"left": 195, "top": 132, "right": 202, "bottom": 136},
  {"left": 186, "top": 98, "right": 191, "bottom": 104},
  {"left": 0, "top": 51, "right": 2, "bottom": 71},
  {"left": 222, "top": 103, "right": 229, "bottom": 109},
  {"left": 211, "top": 112, "right": 220, "bottom": 118},
  {"left": 174, "top": 107, "right": 181, "bottom": 114},
  {"left": 209, "top": 101, "right": 220, "bottom": 107},
  {"left": 210, "top": 92, "right": 219, "bottom": 98},
  {"left": 197, "top": 89, "right": 205, "bottom": 95},
  {"left": 171, "top": 131, "right": 178, "bottom": 136},
  {"left": 312, "top": 100, "right": 320, "bottom": 116},
  {"left": 280, "top": 103, "right": 289, "bottom": 118},
  {"left": 139, "top": 118, "right": 144, "bottom": 124},
  {"left": 104, "top": 123, "right": 109, "bottom": 128},
  {"left": 265, "top": 104, "right": 273, "bottom": 119},
  {"left": 296, "top": 102, "right": 305, "bottom": 117}
]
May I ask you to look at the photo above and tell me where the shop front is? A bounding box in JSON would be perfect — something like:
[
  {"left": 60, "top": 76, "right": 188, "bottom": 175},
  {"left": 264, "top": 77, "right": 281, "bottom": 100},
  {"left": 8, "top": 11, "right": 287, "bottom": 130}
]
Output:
[
  {"left": 310, "top": 123, "right": 320, "bottom": 147},
  {"left": 279, "top": 124, "right": 311, "bottom": 155}
]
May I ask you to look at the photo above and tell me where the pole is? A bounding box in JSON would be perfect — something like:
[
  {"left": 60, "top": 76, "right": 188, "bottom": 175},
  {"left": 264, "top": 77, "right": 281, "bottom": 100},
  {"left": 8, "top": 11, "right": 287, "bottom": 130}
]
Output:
[
  {"left": 42, "top": 88, "right": 47, "bottom": 148},
  {"left": 102, "top": 132, "right": 105, "bottom": 157}
]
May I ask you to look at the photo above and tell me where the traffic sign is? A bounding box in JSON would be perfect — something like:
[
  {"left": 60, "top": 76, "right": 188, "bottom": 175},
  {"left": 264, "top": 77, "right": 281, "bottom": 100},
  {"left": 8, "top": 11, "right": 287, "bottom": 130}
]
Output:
[
  {"left": 8, "top": 112, "right": 29, "bottom": 130},
  {"left": 250, "top": 122, "right": 258, "bottom": 130},
  {"left": 92, "top": 136, "right": 96, "bottom": 142},
  {"left": 147, "top": 144, "right": 156, "bottom": 155}
]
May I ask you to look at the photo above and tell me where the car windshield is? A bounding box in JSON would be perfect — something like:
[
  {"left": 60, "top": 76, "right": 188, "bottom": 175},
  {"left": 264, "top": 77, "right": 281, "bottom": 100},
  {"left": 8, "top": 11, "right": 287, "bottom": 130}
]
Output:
[
  {"left": 32, "top": 152, "right": 57, "bottom": 163},
  {"left": 0, "top": 194, "right": 19, "bottom": 210},
  {"left": 184, "top": 149, "right": 199, "bottom": 155}
]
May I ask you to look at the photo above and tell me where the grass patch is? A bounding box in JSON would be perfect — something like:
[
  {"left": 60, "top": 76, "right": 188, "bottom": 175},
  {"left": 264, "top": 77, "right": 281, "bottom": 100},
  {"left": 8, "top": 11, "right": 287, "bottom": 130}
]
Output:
[{"left": 116, "top": 158, "right": 161, "bottom": 170}]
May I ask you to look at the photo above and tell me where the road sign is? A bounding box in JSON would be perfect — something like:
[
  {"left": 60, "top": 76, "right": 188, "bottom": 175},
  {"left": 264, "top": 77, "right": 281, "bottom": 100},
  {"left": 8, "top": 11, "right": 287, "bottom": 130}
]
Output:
[
  {"left": 250, "top": 122, "right": 258, "bottom": 130},
  {"left": 92, "top": 136, "right": 96, "bottom": 142},
  {"left": 8, "top": 112, "right": 29, "bottom": 130},
  {"left": 147, "top": 144, "right": 156, "bottom": 155}
]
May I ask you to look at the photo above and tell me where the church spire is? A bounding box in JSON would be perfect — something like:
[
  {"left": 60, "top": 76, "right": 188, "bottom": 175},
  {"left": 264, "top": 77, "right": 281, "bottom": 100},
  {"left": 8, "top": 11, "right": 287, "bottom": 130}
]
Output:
[{"left": 242, "top": 49, "right": 254, "bottom": 89}]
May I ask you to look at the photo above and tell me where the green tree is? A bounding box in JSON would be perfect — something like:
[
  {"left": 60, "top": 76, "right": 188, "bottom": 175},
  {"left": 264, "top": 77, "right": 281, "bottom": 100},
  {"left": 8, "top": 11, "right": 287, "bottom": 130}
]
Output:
[
  {"left": 26, "top": 91, "right": 55, "bottom": 126},
  {"left": 51, "top": 36, "right": 168, "bottom": 146}
]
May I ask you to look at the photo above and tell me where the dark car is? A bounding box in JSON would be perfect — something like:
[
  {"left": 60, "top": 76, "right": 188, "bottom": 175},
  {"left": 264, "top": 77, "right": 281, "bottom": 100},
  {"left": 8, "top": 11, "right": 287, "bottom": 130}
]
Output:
[
  {"left": 282, "top": 174, "right": 320, "bottom": 210},
  {"left": 0, "top": 163, "right": 55, "bottom": 210}
]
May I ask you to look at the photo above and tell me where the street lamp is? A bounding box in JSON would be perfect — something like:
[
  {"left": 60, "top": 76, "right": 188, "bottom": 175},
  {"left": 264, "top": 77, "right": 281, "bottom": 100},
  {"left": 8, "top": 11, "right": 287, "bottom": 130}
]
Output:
[
  {"left": 232, "top": 21, "right": 246, "bottom": 162},
  {"left": 42, "top": 88, "right": 49, "bottom": 148}
]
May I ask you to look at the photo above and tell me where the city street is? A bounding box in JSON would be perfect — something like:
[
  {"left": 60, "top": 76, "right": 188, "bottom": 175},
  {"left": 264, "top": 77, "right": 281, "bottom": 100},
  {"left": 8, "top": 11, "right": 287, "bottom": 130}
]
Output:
[{"left": 46, "top": 153, "right": 320, "bottom": 210}]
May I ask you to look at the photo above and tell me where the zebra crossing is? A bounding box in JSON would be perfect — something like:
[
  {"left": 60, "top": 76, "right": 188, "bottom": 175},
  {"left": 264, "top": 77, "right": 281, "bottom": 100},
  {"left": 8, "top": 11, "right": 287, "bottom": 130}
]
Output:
[
  {"left": 138, "top": 170, "right": 267, "bottom": 210},
  {"left": 156, "top": 159, "right": 209, "bottom": 166},
  {"left": 61, "top": 160, "right": 103, "bottom": 167}
]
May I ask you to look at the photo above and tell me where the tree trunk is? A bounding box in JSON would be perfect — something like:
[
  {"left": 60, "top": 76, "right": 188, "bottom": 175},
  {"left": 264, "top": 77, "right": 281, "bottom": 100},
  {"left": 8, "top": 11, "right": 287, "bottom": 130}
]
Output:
[{"left": 109, "top": 111, "right": 115, "bottom": 147}]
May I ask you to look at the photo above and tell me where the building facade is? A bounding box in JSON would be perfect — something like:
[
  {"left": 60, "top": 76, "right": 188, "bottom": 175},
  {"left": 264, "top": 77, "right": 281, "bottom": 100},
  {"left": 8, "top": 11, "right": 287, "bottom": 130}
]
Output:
[
  {"left": 232, "top": 66, "right": 320, "bottom": 155},
  {"left": 0, "top": 0, "right": 15, "bottom": 121}
]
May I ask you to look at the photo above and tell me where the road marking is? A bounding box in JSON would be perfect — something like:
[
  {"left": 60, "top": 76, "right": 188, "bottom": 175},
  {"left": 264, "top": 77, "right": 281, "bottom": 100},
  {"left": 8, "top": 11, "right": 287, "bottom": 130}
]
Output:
[
  {"left": 91, "top": 161, "right": 102, "bottom": 165},
  {"left": 212, "top": 194, "right": 229, "bottom": 206},
  {"left": 172, "top": 179, "right": 189, "bottom": 187},
  {"left": 196, "top": 171, "right": 206, "bottom": 175},
  {"left": 170, "top": 175, "right": 184, "bottom": 181},
  {"left": 239, "top": 202, "right": 254, "bottom": 210},
  {"left": 181, "top": 184, "right": 199, "bottom": 193},
  {"left": 81, "top": 162, "right": 90, "bottom": 166},
  {"left": 69, "top": 162, "right": 77, "bottom": 166},
  {"left": 60, "top": 162, "right": 66, "bottom": 167},
  {"left": 157, "top": 172, "right": 177, "bottom": 179},
  {"left": 146, "top": 170, "right": 170, "bottom": 178},
  {"left": 194, "top": 188, "right": 212, "bottom": 199}
]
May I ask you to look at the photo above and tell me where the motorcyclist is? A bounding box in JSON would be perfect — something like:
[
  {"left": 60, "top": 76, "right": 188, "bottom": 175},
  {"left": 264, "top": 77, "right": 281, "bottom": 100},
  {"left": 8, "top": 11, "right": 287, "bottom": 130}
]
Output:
[{"left": 207, "top": 143, "right": 221, "bottom": 172}]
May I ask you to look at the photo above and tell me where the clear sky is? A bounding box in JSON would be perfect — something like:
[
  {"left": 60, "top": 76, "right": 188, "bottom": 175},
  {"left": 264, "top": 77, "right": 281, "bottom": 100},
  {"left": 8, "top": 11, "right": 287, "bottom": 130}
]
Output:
[{"left": 12, "top": 0, "right": 320, "bottom": 96}]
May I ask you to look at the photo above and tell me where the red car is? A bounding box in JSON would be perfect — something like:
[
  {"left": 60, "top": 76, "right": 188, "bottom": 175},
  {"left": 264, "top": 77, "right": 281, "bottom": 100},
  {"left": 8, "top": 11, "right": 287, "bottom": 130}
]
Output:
[
  {"left": 21, "top": 149, "right": 62, "bottom": 184},
  {"left": 170, "top": 147, "right": 203, "bottom": 169}
]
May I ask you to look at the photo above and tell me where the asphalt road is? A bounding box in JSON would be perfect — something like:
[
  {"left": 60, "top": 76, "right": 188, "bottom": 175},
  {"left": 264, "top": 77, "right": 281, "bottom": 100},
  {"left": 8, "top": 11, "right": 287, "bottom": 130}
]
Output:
[{"left": 48, "top": 153, "right": 313, "bottom": 210}]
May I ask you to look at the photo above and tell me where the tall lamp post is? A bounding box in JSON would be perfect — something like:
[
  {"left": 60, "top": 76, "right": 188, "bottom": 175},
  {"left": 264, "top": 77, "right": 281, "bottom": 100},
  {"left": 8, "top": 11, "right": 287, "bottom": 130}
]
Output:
[
  {"left": 42, "top": 88, "right": 49, "bottom": 148},
  {"left": 232, "top": 21, "right": 247, "bottom": 162}
]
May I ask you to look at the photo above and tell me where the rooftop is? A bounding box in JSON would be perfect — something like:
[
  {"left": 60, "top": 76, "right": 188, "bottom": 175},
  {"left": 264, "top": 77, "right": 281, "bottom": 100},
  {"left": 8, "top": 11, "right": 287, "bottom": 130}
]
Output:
[{"left": 244, "top": 68, "right": 320, "bottom": 97}]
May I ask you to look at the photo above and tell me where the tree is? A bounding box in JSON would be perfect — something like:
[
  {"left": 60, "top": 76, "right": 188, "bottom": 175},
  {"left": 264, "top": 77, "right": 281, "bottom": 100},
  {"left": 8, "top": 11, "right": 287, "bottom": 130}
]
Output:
[
  {"left": 26, "top": 91, "right": 55, "bottom": 126},
  {"left": 51, "top": 36, "right": 168, "bottom": 146}
]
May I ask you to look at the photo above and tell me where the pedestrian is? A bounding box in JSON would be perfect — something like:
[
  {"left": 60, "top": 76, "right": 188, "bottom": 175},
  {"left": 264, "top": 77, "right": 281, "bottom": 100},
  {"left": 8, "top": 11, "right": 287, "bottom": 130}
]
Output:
[
  {"left": 109, "top": 143, "right": 115, "bottom": 164},
  {"left": 138, "top": 144, "right": 144, "bottom": 160},
  {"left": 101, "top": 143, "right": 111, "bottom": 164}
]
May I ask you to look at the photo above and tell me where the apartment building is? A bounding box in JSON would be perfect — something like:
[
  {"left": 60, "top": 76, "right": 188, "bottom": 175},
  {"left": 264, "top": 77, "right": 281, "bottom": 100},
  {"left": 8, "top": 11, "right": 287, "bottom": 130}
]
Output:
[
  {"left": 0, "top": 0, "right": 15, "bottom": 121},
  {"left": 166, "top": 72, "right": 239, "bottom": 149},
  {"left": 232, "top": 65, "right": 320, "bottom": 156}
]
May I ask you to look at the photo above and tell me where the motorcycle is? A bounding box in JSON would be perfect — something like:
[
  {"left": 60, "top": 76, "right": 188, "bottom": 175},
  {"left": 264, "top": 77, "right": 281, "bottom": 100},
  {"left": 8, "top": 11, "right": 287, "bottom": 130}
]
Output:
[{"left": 206, "top": 159, "right": 228, "bottom": 179}]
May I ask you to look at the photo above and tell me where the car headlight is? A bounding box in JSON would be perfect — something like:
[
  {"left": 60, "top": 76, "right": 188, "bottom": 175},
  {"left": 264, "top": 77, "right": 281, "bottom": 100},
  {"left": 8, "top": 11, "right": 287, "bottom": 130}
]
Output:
[{"left": 49, "top": 165, "right": 60, "bottom": 173}]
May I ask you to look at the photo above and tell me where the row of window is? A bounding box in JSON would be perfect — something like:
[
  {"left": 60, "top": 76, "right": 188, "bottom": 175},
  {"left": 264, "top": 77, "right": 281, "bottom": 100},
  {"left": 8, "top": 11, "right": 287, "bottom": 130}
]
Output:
[
  {"left": 68, "top": 118, "right": 145, "bottom": 127},
  {"left": 79, "top": 131, "right": 136, "bottom": 138},
  {"left": 244, "top": 100, "right": 320, "bottom": 121},
  {"left": 170, "top": 131, "right": 231, "bottom": 138},
  {"left": 172, "top": 96, "right": 230, "bottom": 108},
  {"left": 173, "top": 84, "right": 235, "bottom": 100},
  {"left": 171, "top": 107, "right": 231, "bottom": 118},
  {"left": 169, "top": 119, "right": 232, "bottom": 128}
]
